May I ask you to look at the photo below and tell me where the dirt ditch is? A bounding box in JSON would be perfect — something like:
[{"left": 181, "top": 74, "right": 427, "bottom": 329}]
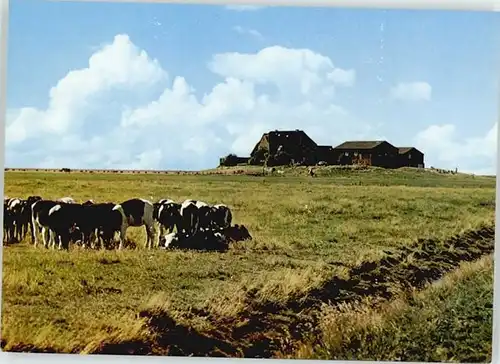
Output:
[{"left": 96, "top": 224, "right": 496, "bottom": 357}]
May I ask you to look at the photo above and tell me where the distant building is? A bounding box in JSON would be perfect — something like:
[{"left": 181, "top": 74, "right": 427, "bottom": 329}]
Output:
[
  {"left": 397, "top": 147, "right": 425, "bottom": 168},
  {"left": 219, "top": 154, "right": 250, "bottom": 167},
  {"left": 248, "top": 129, "right": 318, "bottom": 166},
  {"left": 218, "top": 129, "right": 425, "bottom": 169},
  {"left": 332, "top": 140, "right": 401, "bottom": 168}
]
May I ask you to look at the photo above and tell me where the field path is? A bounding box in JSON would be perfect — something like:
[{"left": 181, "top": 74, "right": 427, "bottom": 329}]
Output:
[{"left": 93, "top": 224, "right": 496, "bottom": 358}]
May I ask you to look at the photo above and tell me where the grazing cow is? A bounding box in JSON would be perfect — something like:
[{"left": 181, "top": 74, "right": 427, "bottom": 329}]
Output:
[
  {"left": 6, "top": 199, "right": 21, "bottom": 239},
  {"left": 112, "top": 198, "right": 155, "bottom": 250},
  {"left": 3, "top": 200, "right": 15, "bottom": 243},
  {"left": 79, "top": 202, "right": 123, "bottom": 249},
  {"left": 153, "top": 199, "right": 174, "bottom": 222},
  {"left": 15, "top": 200, "right": 30, "bottom": 241},
  {"left": 31, "top": 199, "right": 63, "bottom": 248},
  {"left": 162, "top": 231, "right": 181, "bottom": 249},
  {"left": 23, "top": 195, "right": 42, "bottom": 243},
  {"left": 15, "top": 196, "right": 43, "bottom": 243},
  {"left": 210, "top": 204, "right": 233, "bottom": 230},
  {"left": 161, "top": 230, "right": 228, "bottom": 252},
  {"left": 179, "top": 200, "right": 200, "bottom": 237},
  {"left": 76, "top": 202, "right": 119, "bottom": 249},
  {"left": 183, "top": 199, "right": 212, "bottom": 232},
  {"left": 45, "top": 203, "right": 86, "bottom": 250},
  {"left": 154, "top": 200, "right": 182, "bottom": 247},
  {"left": 195, "top": 201, "right": 212, "bottom": 232},
  {"left": 222, "top": 224, "right": 252, "bottom": 243}
]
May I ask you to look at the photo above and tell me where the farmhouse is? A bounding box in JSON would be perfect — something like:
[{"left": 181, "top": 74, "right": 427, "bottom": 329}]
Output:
[
  {"left": 332, "top": 140, "right": 401, "bottom": 168},
  {"left": 219, "top": 129, "right": 425, "bottom": 169},
  {"left": 397, "top": 147, "right": 425, "bottom": 168},
  {"left": 248, "top": 129, "right": 319, "bottom": 166}
]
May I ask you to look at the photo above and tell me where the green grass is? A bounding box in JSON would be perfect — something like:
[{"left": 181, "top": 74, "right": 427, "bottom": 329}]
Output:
[
  {"left": 1, "top": 167, "right": 496, "bottom": 358},
  {"left": 297, "top": 254, "right": 494, "bottom": 363}
]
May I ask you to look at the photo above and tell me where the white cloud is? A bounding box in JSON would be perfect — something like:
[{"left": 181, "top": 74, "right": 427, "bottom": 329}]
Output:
[
  {"left": 327, "top": 68, "right": 356, "bottom": 87},
  {"left": 232, "top": 25, "right": 263, "bottom": 40},
  {"left": 6, "top": 34, "right": 365, "bottom": 171},
  {"left": 390, "top": 81, "right": 432, "bottom": 101},
  {"left": 225, "top": 4, "right": 265, "bottom": 11},
  {"left": 6, "top": 34, "right": 166, "bottom": 146},
  {"left": 415, "top": 122, "right": 497, "bottom": 175},
  {"left": 208, "top": 46, "right": 356, "bottom": 103}
]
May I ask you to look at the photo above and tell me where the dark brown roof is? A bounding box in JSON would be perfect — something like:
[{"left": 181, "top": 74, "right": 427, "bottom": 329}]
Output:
[
  {"left": 398, "top": 147, "right": 422, "bottom": 154},
  {"left": 268, "top": 129, "right": 306, "bottom": 137},
  {"left": 333, "top": 141, "right": 386, "bottom": 150}
]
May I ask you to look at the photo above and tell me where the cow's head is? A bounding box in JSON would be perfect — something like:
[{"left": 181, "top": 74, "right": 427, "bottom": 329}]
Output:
[{"left": 224, "top": 224, "right": 252, "bottom": 242}]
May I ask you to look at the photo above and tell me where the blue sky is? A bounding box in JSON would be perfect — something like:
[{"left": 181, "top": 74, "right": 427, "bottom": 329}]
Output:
[{"left": 5, "top": 1, "right": 500, "bottom": 174}]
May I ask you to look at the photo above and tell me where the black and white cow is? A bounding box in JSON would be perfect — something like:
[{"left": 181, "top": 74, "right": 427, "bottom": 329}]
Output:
[
  {"left": 112, "top": 198, "right": 156, "bottom": 250},
  {"left": 161, "top": 229, "right": 228, "bottom": 252},
  {"left": 24, "top": 196, "right": 42, "bottom": 242},
  {"left": 3, "top": 199, "right": 16, "bottom": 243},
  {"left": 179, "top": 200, "right": 201, "bottom": 237},
  {"left": 76, "top": 202, "right": 120, "bottom": 249},
  {"left": 31, "top": 200, "right": 73, "bottom": 249},
  {"left": 183, "top": 199, "right": 212, "bottom": 233},
  {"left": 6, "top": 198, "right": 22, "bottom": 241},
  {"left": 46, "top": 202, "right": 86, "bottom": 250},
  {"left": 154, "top": 199, "right": 182, "bottom": 247},
  {"left": 210, "top": 204, "right": 233, "bottom": 230},
  {"left": 195, "top": 201, "right": 213, "bottom": 232}
]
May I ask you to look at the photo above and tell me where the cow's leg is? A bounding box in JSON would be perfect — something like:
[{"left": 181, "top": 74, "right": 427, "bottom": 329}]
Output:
[
  {"left": 88, "top": 230, "right": 96, "bottom": 249},
  {"left": 12, "top": 220, "right": 17, "bottom": 241},
  {"left": 157, "top": 223, "right": 165, "bottom": 248},
  {"left": 98, "top": 229, "right": 106, "bottom": 250},
  {"left": 31, "top": 215, "right": 40, "bottom": 246},
  {"left": 30, "top": 218, "right": 37, "bottom": 244},
  {"left": 13, "top": 220, "right": 19, "bottom": 242},
  {"left": 19, "top": 220, "right": 25, "bottom": 241},
  {"left": 41, "top": 227, "right": 50, "bottom": 248},
  {"left": 59, "top": 231, "right": 70, "bottom": 250},
  {"left": 5, "top": 225, "right": 10, "bottom": 243},
  {"left": 49, "top": 230, "right": 56, "bottom": 249},
  {"left": 118, "top": 224, "right": 127, "bottom": 250},
  {"left": 6, "top": 224, "right": 11, "bottom": 243},
  {"left": 148, "top": 223, "right": 156, "bottom": 249},
  {"left": 144, "top": 224, "right": 151, "bottom": 249},
  {"left": 51, "top": 230, "right": 60, "bottom": 250}
]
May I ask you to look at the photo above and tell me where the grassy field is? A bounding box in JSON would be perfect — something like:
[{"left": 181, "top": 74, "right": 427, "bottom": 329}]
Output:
[{"left": 0, "top": 166, "right": 496, "bottom": 360}]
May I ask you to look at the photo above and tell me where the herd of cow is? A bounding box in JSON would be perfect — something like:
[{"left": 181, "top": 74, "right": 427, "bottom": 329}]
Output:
[{"left": 3, "top": 195, "right": 252, "bottom": 252}]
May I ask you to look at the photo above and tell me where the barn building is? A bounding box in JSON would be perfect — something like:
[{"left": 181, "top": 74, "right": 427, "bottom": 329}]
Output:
[
  {"left": 218, "top": 129, "right": 425, "bottom": 169},
  {"left": 248, "top": 129, "right": 319, "bottom": 166},
  {"left": 397, "top": 147, "right": 425, "bottom": 168},
  {"left": 332, "top": 141, "right": 402, "bottom": 168}
]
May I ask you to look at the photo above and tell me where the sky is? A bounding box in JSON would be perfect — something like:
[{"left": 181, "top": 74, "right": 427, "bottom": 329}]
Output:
[{"left": 4, "top": 1, "right": 500, "bottom": 174}]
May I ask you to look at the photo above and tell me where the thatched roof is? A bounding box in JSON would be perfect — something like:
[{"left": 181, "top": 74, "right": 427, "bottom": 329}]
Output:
[{"left": 333, "top": 141, "right": 387, "bottom": 150}]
